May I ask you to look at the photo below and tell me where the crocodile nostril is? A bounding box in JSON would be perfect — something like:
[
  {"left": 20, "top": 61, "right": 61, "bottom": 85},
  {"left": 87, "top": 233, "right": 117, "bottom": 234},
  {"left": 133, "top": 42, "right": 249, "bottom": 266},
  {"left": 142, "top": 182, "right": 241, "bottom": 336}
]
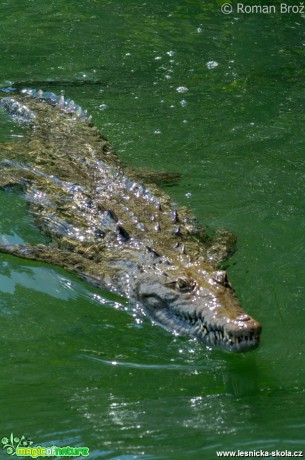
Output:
[{"left": 236, "top": 314, "right": 251, "bottom": 321}]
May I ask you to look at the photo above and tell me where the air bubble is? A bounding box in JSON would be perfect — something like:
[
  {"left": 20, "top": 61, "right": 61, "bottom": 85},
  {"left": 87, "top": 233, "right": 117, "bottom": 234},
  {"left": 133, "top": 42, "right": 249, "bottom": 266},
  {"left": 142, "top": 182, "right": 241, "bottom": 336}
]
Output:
[
  {"left": 176, "top": 86, "right": 188, "bottom": 94},
  {"left": 206, "top": 61, "right": 219, "bottom": 69}
]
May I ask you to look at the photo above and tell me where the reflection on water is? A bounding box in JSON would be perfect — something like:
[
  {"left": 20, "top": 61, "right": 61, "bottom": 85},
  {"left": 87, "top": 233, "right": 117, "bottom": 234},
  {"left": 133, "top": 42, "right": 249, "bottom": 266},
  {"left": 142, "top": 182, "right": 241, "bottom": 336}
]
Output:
[
  {"left": 0, "top": 262, "right": 82, "bottom": 300},
  {"left": 80, "top": 349, "right": 259, "bottom": 399},
  {"left": 67, "top": 355, "right": 305, "bottom": 458}
]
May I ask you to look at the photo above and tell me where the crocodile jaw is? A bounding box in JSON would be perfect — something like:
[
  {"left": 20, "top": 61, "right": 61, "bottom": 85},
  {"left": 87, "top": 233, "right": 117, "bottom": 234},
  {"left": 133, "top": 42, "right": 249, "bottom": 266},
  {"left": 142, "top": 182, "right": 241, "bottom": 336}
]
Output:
[
  {"left": 149, "top": 307, "right": 261, "bottom": 352},
  {"left": 132, "top": 273, "right": 262, "bottom": 353}
]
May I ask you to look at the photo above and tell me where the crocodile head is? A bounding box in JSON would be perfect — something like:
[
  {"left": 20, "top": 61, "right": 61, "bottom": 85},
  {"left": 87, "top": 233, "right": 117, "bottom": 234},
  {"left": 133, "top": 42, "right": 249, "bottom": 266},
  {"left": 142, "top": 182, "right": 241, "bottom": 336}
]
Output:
[{"left": 132, "top": 269, "right": 261, "bottom": 352}]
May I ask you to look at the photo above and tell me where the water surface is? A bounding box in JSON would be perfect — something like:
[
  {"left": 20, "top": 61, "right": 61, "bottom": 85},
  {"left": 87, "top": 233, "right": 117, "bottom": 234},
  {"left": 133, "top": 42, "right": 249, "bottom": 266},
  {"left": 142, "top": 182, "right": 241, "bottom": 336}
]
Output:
[{"left": 0, "top": 1, "right": 305, "bottom": 458}]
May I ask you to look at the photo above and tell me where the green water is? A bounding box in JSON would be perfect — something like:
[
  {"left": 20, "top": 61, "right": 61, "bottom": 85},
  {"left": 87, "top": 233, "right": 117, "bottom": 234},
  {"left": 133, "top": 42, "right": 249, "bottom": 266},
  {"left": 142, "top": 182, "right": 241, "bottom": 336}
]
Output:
[{"left": 0, "top": 1, "right": 305, "bottom": 458}]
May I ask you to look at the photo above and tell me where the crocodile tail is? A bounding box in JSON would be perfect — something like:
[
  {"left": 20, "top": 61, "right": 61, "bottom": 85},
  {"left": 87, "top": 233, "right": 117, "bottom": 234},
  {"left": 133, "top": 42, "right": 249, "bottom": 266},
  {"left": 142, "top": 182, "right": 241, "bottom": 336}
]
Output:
[
  {"left": 0, "top": 88, "right": 92, "bottom": 124},
  {"left": 0, "top": 94, "right": 37, "bottom": 123}
]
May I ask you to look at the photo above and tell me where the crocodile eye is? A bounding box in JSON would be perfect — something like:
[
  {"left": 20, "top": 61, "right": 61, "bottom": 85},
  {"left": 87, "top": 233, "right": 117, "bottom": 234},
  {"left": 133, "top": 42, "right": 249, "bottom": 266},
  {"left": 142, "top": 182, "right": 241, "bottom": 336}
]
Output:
[
  {"left": 212, "top": 270, "right": 229, "bottom": 286},
  {"left": 176, "top": 278, "right": 196, "bottom": 292},
  {"left": 164, "top": 280, "right": 177, "bottom": 289}
]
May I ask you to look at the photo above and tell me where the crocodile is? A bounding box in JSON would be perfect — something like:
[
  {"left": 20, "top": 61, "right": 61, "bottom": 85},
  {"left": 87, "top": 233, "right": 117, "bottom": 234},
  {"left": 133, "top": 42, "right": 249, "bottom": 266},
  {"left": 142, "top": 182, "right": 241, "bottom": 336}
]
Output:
[{"left": 0, "top": 89, "right": 262, "bottom": 352}]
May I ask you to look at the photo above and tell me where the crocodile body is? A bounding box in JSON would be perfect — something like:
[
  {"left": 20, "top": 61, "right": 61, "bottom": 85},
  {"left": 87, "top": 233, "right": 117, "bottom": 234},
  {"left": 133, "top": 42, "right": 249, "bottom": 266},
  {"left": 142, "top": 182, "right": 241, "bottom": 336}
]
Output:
[{"left": 0, "top": 89, "right": 261, "bottom": 352}]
